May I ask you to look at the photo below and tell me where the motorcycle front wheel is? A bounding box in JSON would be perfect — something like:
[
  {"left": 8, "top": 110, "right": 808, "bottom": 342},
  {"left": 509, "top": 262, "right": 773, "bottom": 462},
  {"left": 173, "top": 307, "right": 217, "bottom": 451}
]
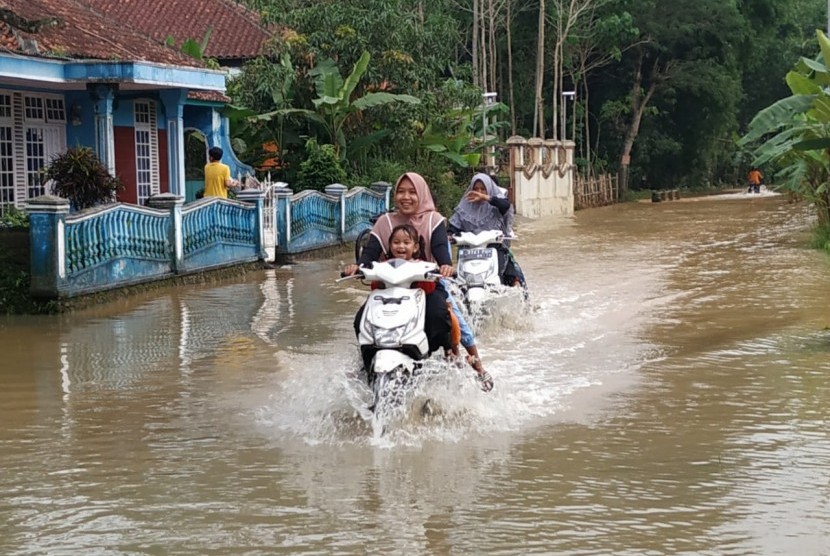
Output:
[{"left": 371, "top": 370, "right": 411, "bottom": 418}]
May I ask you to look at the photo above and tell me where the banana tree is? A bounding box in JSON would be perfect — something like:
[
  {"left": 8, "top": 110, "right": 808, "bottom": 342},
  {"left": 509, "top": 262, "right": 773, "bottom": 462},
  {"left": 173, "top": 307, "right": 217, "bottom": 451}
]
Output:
[
  {"left": 419, "top": 102, "right": 509, "bottom": 168},
  {"left": 739, "top": 30, "right": 830, "bottom": 225},
  {"left": 256, "top": 51, "right": 420, "bottom": 161},
  {"left": 224, "top": 54, "right": 306, "bottom": 174}
]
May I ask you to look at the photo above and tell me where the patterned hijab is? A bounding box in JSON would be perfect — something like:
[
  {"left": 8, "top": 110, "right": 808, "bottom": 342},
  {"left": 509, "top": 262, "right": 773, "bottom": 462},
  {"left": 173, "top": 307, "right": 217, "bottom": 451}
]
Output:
[
  {"left": 449, "top": 173, "right": 514, "bottom": 236},
  {"left": 370, "top": 172, "right": 445, "bottom": 262}
]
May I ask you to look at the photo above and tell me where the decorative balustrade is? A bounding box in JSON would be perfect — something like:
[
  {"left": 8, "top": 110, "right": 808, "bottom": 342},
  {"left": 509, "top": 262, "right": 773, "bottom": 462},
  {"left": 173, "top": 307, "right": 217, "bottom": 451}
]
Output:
[
  {"left": 65, "top": 204, "right": 169, "bottom": 275},
  {"left": 27, "top": 178, "right": 389, "bottom": 297},
  {"left": 28, "top": 191, "right": 265, "bottom": 298},
  {"left": 261, "top": 177, "right": 390, "bottom": 257},
  {"left": 182, "top": 199, "right": 258, "bottom": 256},
  {"left": 344, "top": 185, "right": 388, "bottom": 241},
  {"left": 289, "top": 189, "right": 341, "bottom": 250}
]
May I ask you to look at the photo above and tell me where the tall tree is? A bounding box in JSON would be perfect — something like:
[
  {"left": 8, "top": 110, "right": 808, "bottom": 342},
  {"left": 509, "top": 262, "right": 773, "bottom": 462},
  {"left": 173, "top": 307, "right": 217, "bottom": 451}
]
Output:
[
  {"left": 595, "top": 0, "right": 745, "bottom": 189},
  {"left": 565, "top": 6, "right": 639, "bottom": 175},
  {"left": 533, "top": 0, "right": 546, "bottom": 137},
  {"left": 549, "top": 0, "right": 595, "bottom": 141}
]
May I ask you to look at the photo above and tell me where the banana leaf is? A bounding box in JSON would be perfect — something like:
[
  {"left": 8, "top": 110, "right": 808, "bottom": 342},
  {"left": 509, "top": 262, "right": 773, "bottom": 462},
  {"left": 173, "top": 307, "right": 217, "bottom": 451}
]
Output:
[{"left": 739, "top": 95, "right": 816, "bottom": 145}]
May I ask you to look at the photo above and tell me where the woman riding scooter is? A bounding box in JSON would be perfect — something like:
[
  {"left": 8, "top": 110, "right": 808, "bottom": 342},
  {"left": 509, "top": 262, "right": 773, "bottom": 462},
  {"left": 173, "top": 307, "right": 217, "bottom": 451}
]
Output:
[
  {"left": 344, "top": 172, "right": 493, "bottom": 392},
  {"left": 448, "top": 173, "right": 526, "bottom": 288}
]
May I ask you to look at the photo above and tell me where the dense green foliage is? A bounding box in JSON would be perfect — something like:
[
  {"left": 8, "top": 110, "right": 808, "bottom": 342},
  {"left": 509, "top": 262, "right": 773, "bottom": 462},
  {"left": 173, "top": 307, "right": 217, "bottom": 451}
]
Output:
[
  {"left": 234, "top": 0, "right": 826, "bottom": 194},
  {"left": 0, "top": 206, "right": 29, "bottom": 228},
  {"left": 45, "top": 147, "right": 122, "bottom": 210},
  {"left": 740, "top": 29, "right": 830, "bottom": 249},
  {"left": 0, "top": 253, "right": 33, "bottom": 314},
  {"left": 295, "top": 139, "right": 348, "bottom": 191}
]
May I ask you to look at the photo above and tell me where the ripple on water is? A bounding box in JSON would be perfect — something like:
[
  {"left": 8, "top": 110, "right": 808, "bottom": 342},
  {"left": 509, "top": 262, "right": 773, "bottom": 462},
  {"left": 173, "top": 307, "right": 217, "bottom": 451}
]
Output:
[{"left": 6, "top": 197, "right": 830, "bottom": 554}]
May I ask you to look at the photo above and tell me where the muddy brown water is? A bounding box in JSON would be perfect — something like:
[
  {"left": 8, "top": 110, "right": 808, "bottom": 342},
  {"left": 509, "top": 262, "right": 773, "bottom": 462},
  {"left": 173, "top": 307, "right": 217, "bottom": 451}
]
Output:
[{"left": 1, "top": 192, "right": 828, "bottom": 555}]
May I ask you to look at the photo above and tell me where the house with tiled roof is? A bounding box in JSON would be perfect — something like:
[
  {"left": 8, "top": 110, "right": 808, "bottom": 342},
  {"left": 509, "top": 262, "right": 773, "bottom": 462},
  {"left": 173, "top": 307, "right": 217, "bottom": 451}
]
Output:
[
  {"left": 0, "top": 0, "right": 253, "bottom": 213},
  {"left": 78, "top": 0, "right": 273, "bottom": 67}
]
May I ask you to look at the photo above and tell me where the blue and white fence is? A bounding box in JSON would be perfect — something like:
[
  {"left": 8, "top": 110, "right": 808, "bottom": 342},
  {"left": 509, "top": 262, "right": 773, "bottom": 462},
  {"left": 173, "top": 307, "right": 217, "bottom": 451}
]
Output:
[
  {"left": 28, "top": 190, "right": 266, "bottom": 298},
  {"left": 27, "top": 181, "right": 391, "bottom": 298},
  {"left": 258, "top": 178, "right": 390, "bottom": 257}
]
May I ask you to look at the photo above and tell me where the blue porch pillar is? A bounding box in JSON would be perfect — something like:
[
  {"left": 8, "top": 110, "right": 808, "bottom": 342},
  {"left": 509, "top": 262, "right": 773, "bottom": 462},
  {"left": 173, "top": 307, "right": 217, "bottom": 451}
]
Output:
[
  {"left": 325, "top": 183, "right": 347, "bottom": 240},
  {"left": 275, "top": 185, "right": 293, "bottom": 252},
  {"left": 237, "top": 188, "right": 266, "bottom": 260},
  {"left": 89, "top": 85, "right": 116, "bottom": 175},
  {"left": 147, "top": 193, "right": 184, "bottom": 273},
  {"left": 27, "top": 195, "right": 70, "bottom": 298},
  {"left": 160, "top": 90, "right": 187, "bottom": 197}
]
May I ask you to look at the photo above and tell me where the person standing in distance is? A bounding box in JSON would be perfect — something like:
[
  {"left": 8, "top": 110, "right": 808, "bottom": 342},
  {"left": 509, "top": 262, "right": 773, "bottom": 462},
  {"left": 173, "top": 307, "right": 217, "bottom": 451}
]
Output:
[
  {"left": 747, "top": 167, "right": 763, "bottom": 194},
  {"left": 204, "top": 147, "right": 240, "bottom": 198}
]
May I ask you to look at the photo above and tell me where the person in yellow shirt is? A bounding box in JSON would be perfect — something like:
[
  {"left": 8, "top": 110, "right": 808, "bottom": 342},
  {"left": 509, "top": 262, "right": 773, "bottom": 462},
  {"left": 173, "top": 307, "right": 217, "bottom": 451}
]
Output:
[{"left": 204, "top": 147, "right": 239, "bottom": 198}]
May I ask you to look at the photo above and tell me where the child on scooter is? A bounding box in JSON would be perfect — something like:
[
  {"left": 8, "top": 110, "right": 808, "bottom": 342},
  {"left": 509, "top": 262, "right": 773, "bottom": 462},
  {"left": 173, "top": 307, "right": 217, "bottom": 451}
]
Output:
[
  {"left": 372, "top": 224, "right": 458, "bottom": 340},
  {"left": 381, "top": 224, "right": 493, "bottom": 391}
]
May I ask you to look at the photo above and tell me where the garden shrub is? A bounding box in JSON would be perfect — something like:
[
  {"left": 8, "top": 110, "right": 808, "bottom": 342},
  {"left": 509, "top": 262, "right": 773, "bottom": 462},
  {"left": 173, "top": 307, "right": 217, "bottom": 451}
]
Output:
[
  {"left": 0, "top": 206, "right": 29, "bottom": 228},
  {"left": 413, "top": 164, "right": 470, "bottom": 217},
  {"left": 295, "top": 139, "right": 347, "bottom": 191}
]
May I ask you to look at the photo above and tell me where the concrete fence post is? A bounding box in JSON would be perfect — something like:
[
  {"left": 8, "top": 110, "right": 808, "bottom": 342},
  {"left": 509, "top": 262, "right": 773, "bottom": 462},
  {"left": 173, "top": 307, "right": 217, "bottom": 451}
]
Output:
[
  {"left": 274, "top": 184, "right": 294, "bottom": 252},
  {"left": 370, "top": 181, "right": 392, "bottom": 211},
  {"left": 147, "top": 193, "right": 185, "bottom": 273},
  {"left": 27, "top": 195, "right": 70, "bottom": 298},
  {"left": 325, "top": 183, "right": 348, "bottom": 241},
  {"left": 237, "top": 188, "right": 267, "bottom": 260}
]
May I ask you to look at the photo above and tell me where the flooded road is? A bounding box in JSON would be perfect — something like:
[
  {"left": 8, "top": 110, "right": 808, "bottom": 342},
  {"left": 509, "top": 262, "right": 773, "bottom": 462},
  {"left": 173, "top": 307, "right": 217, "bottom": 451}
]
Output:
[{"left": 2, "top": 192, "right": 829, "bottom": 555}]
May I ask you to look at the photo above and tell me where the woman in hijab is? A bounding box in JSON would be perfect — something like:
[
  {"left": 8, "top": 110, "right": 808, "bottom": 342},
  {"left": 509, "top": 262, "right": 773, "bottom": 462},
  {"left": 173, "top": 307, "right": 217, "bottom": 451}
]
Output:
[
  {"left": 344, "top": 172, "right": 493, "bottom": 391},
  {"left": 448, "top": 173, "right": 526, "bottom": 287}
]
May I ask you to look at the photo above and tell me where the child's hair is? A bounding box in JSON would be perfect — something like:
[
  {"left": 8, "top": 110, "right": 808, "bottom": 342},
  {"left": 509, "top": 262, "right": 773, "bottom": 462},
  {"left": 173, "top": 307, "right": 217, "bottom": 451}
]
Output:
[{"left": 388, "top": 224, "right": 425, "bottom": 259}]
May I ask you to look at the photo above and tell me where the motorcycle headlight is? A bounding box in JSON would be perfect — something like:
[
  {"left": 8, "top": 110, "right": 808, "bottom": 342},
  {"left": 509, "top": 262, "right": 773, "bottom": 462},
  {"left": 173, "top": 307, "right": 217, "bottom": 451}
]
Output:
[
  {"left": 373, "top": 326, "right": 404, "bottom": 347},
  {"left": 461, "top": 269, "right": 494, "bottom": 286},
  {"left": 372, "top": 310, "right": 421, "bottom": 348}
]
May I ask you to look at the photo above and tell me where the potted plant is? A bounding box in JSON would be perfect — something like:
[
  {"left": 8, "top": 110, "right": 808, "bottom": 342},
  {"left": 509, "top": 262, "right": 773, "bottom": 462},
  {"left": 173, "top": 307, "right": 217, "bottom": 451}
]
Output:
[{"left": 44, "top": 147, "right": 122, "bottom": 211}]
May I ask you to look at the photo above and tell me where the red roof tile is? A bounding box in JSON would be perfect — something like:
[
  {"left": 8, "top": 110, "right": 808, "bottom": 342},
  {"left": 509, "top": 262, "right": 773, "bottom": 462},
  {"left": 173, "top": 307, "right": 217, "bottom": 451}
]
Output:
[
  {"left": 0, "top": 0, "right": 202, "bottom": 66},
  {"left": 77, "top": 0, "right": 272, "bottom": 61},
  {"left": 187, "top": 89, "right": 231, "bottom": 103}
]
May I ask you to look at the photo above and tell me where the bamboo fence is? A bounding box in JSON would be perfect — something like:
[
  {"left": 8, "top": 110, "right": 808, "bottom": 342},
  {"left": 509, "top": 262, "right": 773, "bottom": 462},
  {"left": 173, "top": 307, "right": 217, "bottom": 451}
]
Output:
[{"left": 574, "top": 174, "right": 619, "bottom": 210}]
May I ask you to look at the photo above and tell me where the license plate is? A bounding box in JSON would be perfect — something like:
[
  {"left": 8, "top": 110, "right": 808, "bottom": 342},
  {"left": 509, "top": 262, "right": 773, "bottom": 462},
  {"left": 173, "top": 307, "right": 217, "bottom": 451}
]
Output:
[{"left": 460, "top": 248, "right": 491, "bottom": 260}]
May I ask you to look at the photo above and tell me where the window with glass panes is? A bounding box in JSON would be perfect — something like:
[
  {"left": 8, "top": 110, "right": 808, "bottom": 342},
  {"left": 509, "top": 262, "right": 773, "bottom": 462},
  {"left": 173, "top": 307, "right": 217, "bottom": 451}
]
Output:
[
  {"left": 24, "top": 93, "right": 66, "bottom": 199},
  {"left": 0, "top": 90, "right": 66, "bottom": 212},
  {"left": 134, "top": 100, "right": 158, "bottom": 205}
]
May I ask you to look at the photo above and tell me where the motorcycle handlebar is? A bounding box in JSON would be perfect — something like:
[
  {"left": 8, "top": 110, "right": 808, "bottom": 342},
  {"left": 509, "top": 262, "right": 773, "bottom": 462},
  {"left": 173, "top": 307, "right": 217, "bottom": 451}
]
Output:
[
  {"left": 337, "top": 271, "right": 364, "bottom": 282},
  {"left": 339, "top": 263, "right": 441, "bottom": 282}
]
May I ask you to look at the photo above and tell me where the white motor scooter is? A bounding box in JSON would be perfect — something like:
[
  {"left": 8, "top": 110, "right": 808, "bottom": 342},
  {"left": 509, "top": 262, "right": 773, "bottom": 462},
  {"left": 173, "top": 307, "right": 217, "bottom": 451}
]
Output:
[
  {"left": 453, "top": 230, "right": 512, "bottom": 316},
  {"left": 340, "top": 259, "right": 440, "bottom": 417}
]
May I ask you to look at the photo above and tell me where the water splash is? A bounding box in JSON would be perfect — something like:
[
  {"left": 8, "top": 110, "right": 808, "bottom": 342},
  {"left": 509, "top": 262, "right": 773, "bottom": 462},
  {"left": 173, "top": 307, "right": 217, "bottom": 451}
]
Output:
[{"left": 254, "top": 272, "right": 653, "bottom": 448}]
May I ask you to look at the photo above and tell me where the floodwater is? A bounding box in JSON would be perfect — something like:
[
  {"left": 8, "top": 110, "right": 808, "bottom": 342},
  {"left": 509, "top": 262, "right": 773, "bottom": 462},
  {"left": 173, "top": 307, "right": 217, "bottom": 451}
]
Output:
[{"left": 1, "top": 191, "right": 829, "bottom": 555}]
